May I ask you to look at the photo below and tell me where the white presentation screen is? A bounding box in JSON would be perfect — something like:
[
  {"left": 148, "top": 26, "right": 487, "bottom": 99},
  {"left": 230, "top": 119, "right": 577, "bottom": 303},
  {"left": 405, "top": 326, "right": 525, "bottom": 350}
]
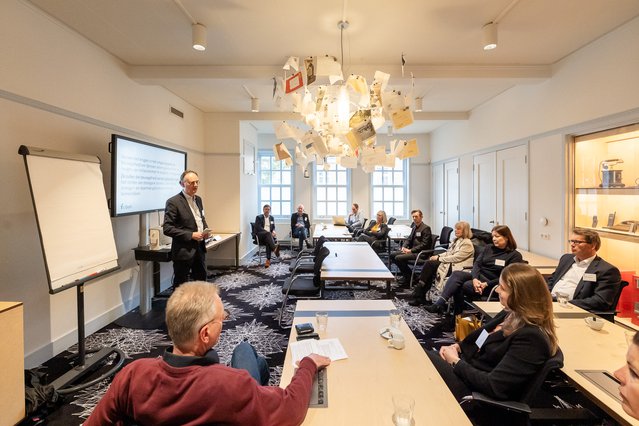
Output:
[{"left": 110, "top": 134, "right": 187, "bottom": 216}]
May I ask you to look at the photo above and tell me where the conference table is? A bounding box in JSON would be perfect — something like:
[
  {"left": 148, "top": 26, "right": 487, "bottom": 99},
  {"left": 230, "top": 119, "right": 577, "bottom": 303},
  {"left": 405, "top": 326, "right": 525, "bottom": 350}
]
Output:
[
  {"left": 473, "top": 301, "right": 591, "bottom": 319},
  {"left": 312, "top": 223, "right": 354, "bottom": 241},
  {"left": 279, "top": 300, "right": 471, "bottom": 425},
  {"left": 321, "top": 242, "right": 395, "bottom": 295},
  {"left": 518, "top": 249, "right": 559, "bottom": 275}
]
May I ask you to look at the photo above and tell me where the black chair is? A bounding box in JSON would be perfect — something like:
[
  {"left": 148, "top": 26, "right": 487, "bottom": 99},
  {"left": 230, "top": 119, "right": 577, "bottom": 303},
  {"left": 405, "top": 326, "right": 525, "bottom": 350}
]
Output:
[
  {"left": 288, "top": 236, "right": 327, "bottom": 273},
  {"left": 387, "top": 217, "right": 397, "bottom": 225},
  {"left": 591, "top": 280, "right": 629, "bottom": 322},
  {"left": 278, "top": 246, "right": 331, "bottom": 327},
  {"left": 250, "top": 222, "right": 266, "bottom": 265},
  {"left": 409, "top": 226, "right": 454, "bottom": 288},
  {"left": 461, "top": 348, "right": 564, "bottom": 424}
]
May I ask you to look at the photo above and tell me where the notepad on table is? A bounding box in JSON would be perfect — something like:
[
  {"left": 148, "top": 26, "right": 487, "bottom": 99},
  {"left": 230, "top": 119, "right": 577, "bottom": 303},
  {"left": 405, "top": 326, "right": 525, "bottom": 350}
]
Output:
[{"left": 289, "top": 338, "right": 348, "bottom": 368}]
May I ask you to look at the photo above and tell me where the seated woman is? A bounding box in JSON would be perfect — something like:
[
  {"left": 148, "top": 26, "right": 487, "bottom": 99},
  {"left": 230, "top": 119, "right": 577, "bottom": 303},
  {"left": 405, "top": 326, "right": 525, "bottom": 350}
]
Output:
[
  {"left": 428, "top": 263, "right": 558, "bottom": 421},
  {"left": 356, "top": 210, "right": 389, "bottom": 250},
  {"left": 408, "top": 221, "right": 474, "bottom": 306},
  {"left": 426, "top": 225, "right": 523, "bottom": 314},
  {"left": 346, "top": 203, "right": 364, "bottom": 233},
  {"left": 615, "top": 331, "right": 639, "bottom": 420}
]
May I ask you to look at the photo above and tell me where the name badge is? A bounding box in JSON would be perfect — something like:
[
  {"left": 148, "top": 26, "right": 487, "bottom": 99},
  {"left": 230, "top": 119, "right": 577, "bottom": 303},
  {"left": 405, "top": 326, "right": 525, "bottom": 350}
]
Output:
[
  {"left": 416, "top": 232, "right": 421, "bottom": 237},
  {"left": 495, "top": 259, "right": 505, "bottom": 267},
  {"left": 583, "top": 273, "right": 597, "bottom": 282},
  {"left": 475, "top": 329, "right": 489, "bottom": 349}
]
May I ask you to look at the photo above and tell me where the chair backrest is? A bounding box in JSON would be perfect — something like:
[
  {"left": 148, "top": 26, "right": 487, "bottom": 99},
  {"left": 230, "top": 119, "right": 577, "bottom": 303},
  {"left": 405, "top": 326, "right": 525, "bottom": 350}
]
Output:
[
  {"left": 387, "top": 217, "right": 396, "bottom": 225},
  {"left": 250, "top": 222, "right": 258, "bottom": 244},
  {"left": 312, "top": 235, "right": 327, "bottom": 256},
  {"left": 361, "top": 218, "right": 368, "bottom": 229},
  {"left": 312, "top": 246, "right": 331, "bottom": 287},
  {"left": 612, "top": 280, "right": 630, "bottom": 311},
  {"left": 439, "top": 226, "right": 454, "bottom": 247},
  {"left": 519, "top": 347, "right": 564, "bottom": 405}
]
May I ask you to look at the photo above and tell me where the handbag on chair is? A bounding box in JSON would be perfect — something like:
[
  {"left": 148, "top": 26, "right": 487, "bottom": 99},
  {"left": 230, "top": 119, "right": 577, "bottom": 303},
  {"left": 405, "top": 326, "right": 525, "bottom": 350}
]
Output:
[{"left": 454, "top": 314, "right": 481, "bottom": 341}]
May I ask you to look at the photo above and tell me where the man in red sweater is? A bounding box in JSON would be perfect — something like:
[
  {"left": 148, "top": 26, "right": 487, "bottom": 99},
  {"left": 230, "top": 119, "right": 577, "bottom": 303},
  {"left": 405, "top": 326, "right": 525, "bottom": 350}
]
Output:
[{"left": 85, "top": 281, "right": 330, "bottom": 425}]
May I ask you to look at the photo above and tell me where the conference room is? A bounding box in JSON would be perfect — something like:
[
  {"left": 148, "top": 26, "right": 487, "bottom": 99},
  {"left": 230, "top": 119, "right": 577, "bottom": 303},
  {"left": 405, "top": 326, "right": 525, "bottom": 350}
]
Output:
[{"left": 2, "top": 1, "right": 639, "bottom": 425}]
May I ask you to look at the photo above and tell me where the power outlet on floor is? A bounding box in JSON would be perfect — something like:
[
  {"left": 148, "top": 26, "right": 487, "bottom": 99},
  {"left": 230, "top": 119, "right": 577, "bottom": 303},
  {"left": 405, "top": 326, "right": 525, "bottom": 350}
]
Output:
[{"left": 540, "top": 233, "right": 551, "bottom": 240}]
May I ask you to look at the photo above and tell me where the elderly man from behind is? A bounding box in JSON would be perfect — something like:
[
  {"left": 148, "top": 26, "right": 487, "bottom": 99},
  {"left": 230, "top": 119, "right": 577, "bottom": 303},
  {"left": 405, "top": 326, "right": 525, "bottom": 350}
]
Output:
[
  {"left": 549, "top": 228, "right": 621, "bottom": 312},
  {"left": 86, "top": 282, "right": 330, "bottom": 426}
]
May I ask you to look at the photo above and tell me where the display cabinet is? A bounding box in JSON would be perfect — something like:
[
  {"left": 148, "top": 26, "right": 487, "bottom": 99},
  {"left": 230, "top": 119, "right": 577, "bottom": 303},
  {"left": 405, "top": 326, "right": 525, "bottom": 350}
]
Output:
[{"left": 573, "top": 123, "right": 639, "bottom": 274}]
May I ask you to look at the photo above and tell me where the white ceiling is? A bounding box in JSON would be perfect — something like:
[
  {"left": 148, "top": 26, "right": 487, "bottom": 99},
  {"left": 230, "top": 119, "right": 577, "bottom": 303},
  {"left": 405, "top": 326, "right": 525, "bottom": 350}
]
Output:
[{"left": 27, "top": 0, "right": 639, "bottom": 134}]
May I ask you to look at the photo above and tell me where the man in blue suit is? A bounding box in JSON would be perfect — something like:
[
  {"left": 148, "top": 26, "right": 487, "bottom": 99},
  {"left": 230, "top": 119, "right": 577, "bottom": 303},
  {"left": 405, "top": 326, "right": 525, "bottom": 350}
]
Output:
[
  {"left": 548, "top": 228, "right": 621, "bottom": 312},
  {"left": 163, "top": 170, "right": 210, "bottom": 287}
]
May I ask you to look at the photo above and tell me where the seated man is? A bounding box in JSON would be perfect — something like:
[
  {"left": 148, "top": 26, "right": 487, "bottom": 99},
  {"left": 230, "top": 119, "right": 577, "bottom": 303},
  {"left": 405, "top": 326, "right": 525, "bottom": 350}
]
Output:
[
  {"left": 390, "top": 209, "right": 432, "bottom": 285},
  {"left": 346, "top": 203, "right": 364, "bottom": 233},
  {"left": 86, "top": 282, "right": 330, "bottom": 425},
  {"left": 291, "top": 204, "right": 312, "bottom": 251},
  {"left": 255, "top": 204, "right": 280, "bottom": 268},
  {"left": 548, "top": 228, "right": 621, "bottom": 312}
]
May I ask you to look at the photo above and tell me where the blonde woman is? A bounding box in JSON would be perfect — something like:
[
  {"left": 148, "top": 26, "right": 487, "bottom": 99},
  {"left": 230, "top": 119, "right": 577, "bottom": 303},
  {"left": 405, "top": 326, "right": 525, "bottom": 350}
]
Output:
[
  {"left": 408, "top": 221, "right": 474, "bottom": 306},
  {"left": 428, "top": 263, "right": 558, "bottom": 420}
]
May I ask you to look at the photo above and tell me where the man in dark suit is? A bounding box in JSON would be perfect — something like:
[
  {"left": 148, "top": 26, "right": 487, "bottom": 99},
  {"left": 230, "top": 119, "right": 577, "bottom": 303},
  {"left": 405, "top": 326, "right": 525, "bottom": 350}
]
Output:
[
  {"left": 163, "top": 170, "right": 210, "bottom": 287},
  {"left": 254, "top": 204, "right": 280, "bottom": 268},
  {"left": 390, "top": 209, "right": 433, "bottom": 285},
  {"left": 290, "top": 204, "right": 311, "bottom": 251},
  {"left": 548, "top": 228, "right": 621, "bottom": 312}
]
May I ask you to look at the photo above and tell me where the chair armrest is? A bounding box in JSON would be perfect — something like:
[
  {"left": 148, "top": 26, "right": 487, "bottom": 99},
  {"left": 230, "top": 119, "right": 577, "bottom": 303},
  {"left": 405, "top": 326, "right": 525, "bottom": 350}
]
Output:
[{"left": 462, "top": 392, "right": 532, "bottom": 414}]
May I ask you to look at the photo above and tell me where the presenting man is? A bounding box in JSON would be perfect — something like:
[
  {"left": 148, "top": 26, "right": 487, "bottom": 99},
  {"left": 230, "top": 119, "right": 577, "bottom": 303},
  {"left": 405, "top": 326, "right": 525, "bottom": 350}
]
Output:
[
  {"left": 85, "top": 282, "right": 330, "bottom": 425},
  {"left": 548, "top": 228, "right": 621, "bottom": 311},
  {"left": 291, "top": 204, "right": 312, "bottom": 251},
  {"left": 163, "top": 170, "right": 210, "bottom": 287},
  {"left": 255, "top": 204, "right": 280, "bottom": 268},
  {"left": 390, "top": 209, "right": 433, "bottom": 285}
]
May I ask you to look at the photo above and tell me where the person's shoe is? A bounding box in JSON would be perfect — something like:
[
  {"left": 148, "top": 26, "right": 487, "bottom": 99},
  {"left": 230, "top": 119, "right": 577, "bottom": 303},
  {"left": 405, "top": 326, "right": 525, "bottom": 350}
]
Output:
[
  {"left": 396, "top": 276, "right": 406, "bottom": 284},
  {"left": 305, "top": 238, "right": 314, "bottom": 248},
  {"left": 425, "top": 303, "right": 445, "bottom": 314},
  {"left": 265, "top": 259, "right": 271, "bottom": 268},
  {"left": 274, "top": 244, "right": 280, "bottom": 257},
  {"left": 408, "top": 298, "right": 425, "bottom": 307}
]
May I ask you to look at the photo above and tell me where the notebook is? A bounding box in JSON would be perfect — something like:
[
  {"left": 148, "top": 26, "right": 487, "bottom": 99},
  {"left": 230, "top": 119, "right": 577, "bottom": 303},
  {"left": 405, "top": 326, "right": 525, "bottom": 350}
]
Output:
[{"left": 332, "top": 216, "right": 347, "bottom": 226}]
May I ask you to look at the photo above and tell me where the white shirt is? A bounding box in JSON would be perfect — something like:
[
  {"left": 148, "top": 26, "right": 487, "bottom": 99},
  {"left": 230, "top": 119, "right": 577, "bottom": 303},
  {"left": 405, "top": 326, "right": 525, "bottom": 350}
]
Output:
[
  {"left": 551, "top": 254, "right": 596, "bottom": 299},
  {"left": 264, "top": 215, "right": 272, "bottom": 233},
  {"left": 183, "top": 191, "right": 204, "bottom": 233}
]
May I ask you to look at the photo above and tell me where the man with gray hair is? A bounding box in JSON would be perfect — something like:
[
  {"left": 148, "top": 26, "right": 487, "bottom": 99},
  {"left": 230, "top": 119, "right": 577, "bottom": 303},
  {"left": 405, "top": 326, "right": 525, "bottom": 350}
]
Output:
[{"left": 86, "top": 282, "right": 330, "bottom": 425}]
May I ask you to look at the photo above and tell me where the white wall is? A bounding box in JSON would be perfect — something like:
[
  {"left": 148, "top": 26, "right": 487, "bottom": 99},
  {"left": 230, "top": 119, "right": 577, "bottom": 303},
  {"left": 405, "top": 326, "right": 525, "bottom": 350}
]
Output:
[
  {"left": 0, "top": 0, "right": 204, "bottom": 366},
  {"left": 429, "top": 16, "right": 639, "bottom": 258}
]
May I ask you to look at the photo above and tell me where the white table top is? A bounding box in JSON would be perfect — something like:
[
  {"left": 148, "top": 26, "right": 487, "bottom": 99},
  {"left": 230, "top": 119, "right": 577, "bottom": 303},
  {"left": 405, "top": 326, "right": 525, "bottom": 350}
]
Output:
[
  {"left": 321, "top": 242, "right": 394, "bottom": 281},
  {"left": 518, "top": 249, "right": 559, "bottom": 269},
  {"left": 473, "top": 301, "right": 590, "bottom": 318},
  {"left": 554, "top": 317, "right": 639, "bottom": 425},
  {"left": 312, "top": 223, "right": 353, "bottom": 240},
  {"left": 279, "top": 300, "right": 471, "bottom": 425},
  {"left": 387, "top": 224, "right": 413, "bottom": 240}
]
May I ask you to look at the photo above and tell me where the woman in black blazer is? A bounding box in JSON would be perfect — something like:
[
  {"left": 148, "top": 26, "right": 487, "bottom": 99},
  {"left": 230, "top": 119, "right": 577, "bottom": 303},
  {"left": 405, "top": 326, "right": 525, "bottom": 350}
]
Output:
[{"left": 428, "top": 263, "right": 558, "bottom": 408}]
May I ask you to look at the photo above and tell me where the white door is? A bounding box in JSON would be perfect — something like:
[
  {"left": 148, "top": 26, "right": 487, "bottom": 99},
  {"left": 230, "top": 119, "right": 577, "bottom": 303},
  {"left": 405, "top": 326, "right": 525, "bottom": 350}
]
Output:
[
  {"left": 444, "top": 160, "right": 459, "bottom": 227},
  {"left": 473, "top": 152, "right": 496, "bottom": 231},
  {"left": 432, "top": 163, "right": 444, "bottom": 232},
  {"left": 496, "top": 145, "right": 529, "bottom": 250}
]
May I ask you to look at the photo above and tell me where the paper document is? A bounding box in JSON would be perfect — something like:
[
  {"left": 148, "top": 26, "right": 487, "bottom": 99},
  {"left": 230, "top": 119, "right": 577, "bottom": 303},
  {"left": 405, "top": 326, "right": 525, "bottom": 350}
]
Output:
[{"left": 290, "top": 338, "right": 348, "bottom": 368}]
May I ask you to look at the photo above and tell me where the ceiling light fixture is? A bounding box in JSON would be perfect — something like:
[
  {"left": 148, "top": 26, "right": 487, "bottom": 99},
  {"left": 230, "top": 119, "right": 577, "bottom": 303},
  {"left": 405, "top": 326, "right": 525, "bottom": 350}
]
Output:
[
  {"left": 482, "top": 22, "right": 497, "bottom": 50},
  {"left": 192, "top": 23, "right": 207, "bottom": 51},
  {"left": 414, "top": 97, "right": 423, "bottom": 112},
  {"left": 271, "top": 15, "right": 420, "bottom": 172},
  {"left": 251, "top": 97, "right": 260, "bottom": 112}
]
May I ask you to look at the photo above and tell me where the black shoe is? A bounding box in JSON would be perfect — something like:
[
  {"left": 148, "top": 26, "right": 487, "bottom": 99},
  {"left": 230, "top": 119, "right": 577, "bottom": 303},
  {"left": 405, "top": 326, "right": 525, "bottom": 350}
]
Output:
[
  {"left": 396, "top": 276, "right": 406, "bottom": 284},
  {"left": 425, "top": 303, "right": 445, "bottom": 314},
  {"left": 408, "top": 299, "right": 425, "bottom": 307},
  {"left": 274, "top": 244, "right": 280, "bottom": 257}
]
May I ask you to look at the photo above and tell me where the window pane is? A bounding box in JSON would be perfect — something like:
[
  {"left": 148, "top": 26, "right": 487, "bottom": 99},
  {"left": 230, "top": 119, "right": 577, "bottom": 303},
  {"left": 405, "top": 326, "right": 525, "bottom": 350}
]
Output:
[
  {"left": 272, "top": 187, "right": 281, "bottom": 201},
  {"left": 394, "top": 187, "right": 404, "bottom": 201},
  {"left": 260, "top": 171, "right": 270, "bottom": 185},
  {"left": 373, "top": 187, "right": 383, "bottom": 200},
  {"left": 317, "top": 187, "right": 326, "bottom": 201},
  {"left": 372, "top": 172, "right": 383, "bottom": 185},
  {"left": 394, "top": 171, "right": 403, "bottom": 185},
  {"left": 257, "top": 152, "right": 294, "bottom": 218},
  {"left": 337, "top": 171, "right": 347, "bottom": 185},
  {"left": 327, "top": 202, "right": 337, "bottom": 216},
  {"left": 282, "top": 171, "right": 291, "bottom": 185},
  {"left": 383, "top": 171, "right": 392, "bottom": 185},
  {"left": 396, "top": 202, "right": 404, "bottom": 216},
  {"left": 260, "top": 157, "right": 270, "bottom": 170},
  {"left": 317, "top": 202, "right": 326, "bottom": 217},
  {"left": 281, "top": 202, "right": 291, "bottom": 214},
  {"left": 316, "top": 171, "right": 326, "bottom": 185},
  {"left": 337, "top": 187, "right": 347, "bottom": 200},
  {"left": 272, "top": 171, "right": 281, "bottom": 184},
  {"left": 337, "top": 202, "right": 347, "bottom": 215},
  {"left": 327, "top": 187, "right": 337, "bottom": 201},
  {"left": 260, "top": 187, "right": 270, "bottom": 201},
  {"left": 271, "top": 203, "right": 281, "bottom": 216},
  {"left": 282, "top": 187, "right": 291, "bottom": 201},
  {"left": 327, "top": 171, "right": 336, "bottom": 185},
  {"left": 373, "top": 202, "right": 383, "bottom": 214}
]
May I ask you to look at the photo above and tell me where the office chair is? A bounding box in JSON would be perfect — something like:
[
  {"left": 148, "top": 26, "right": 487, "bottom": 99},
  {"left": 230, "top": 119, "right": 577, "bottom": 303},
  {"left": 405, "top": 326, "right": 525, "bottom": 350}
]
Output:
[
  {"left": 288, "top": 236, "right": 326, "bottom": 273},
  {"left": 387, "top": 217, "right": 397, "bottom": 225},
  {"left": 461, "top": 348, "right": 564, "bottom": 425},
  {"left": 278, "top": 246, "right": 331, "bottom": 327},
  {"left": 250, "top": 222, "right": 266, "bottom": 265},
  {"left": 591, "top": 280, "right": 629, "bottom": 322}
]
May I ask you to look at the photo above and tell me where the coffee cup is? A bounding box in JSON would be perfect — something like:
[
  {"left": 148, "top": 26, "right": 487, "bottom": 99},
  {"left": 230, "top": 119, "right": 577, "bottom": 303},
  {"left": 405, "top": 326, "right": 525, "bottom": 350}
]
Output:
[
  {"left": 585, "top": 316, "right": 604, "bottom": 331},
  {"left": 388, "top": 329, "right": 405, "bottom": 350}
]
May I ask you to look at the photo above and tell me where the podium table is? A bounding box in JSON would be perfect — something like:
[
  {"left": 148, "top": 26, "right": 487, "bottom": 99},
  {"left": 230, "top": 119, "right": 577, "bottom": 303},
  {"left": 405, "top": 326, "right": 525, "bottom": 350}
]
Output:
[{"left": 133, "top": 232, "right": 241, "bottom": 314}]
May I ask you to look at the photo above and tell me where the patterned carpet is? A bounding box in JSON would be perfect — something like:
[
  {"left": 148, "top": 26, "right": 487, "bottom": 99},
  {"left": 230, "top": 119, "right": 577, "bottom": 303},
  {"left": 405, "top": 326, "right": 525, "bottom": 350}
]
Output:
[{"left": 23, "top": 249, "right": 613, "bottom": 425}]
